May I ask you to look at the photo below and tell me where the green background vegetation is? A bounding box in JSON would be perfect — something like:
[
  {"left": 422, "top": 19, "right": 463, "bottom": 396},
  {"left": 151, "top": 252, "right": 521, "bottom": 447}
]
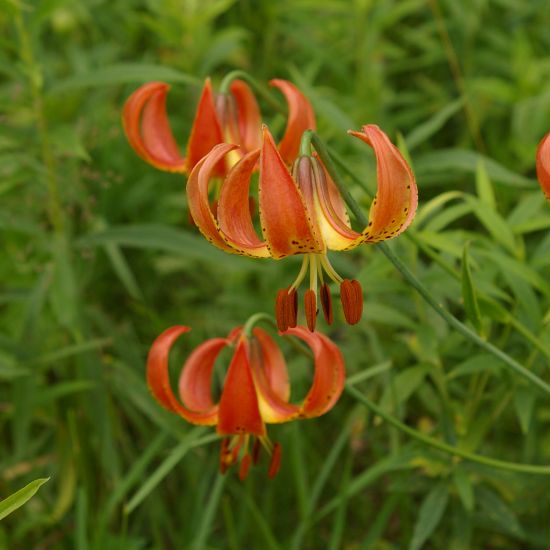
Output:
[{"left": 1, "top": 0, "right": 550, "bottom": 548}]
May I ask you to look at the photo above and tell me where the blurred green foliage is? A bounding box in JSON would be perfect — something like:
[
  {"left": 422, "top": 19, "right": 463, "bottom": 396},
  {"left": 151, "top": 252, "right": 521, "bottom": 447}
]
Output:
[{"left": 1, "top": 0, "right": 550, "bottom": 548}]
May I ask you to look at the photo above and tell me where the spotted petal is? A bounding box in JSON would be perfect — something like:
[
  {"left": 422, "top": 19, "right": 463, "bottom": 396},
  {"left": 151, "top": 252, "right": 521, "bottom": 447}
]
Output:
[
  {"left": 186, "top": 143, "right": 241, "bottom": 254},
  {"left": 147, "top": 326, "right": 218, "bottom": 425},
  {"left": 259, "top": 126, "right": 323, "bottom": 258},
  {"left": 286, "top": 327, "right": 346, "bottom": 418},
  {"left": 536, "top": 132, "right": 550, "bottom": 201},
  {"left": 217, "top": 339, "right": 266, "bottom": 436},
  {"left": 348, "top": 124, "right": 418, "bottom": 243},
  {"left": 217, "top": 149, "right": 271, "bottom": 258},
  {"left": 270, "top": 79, "right": 316, "bottom": 165}
]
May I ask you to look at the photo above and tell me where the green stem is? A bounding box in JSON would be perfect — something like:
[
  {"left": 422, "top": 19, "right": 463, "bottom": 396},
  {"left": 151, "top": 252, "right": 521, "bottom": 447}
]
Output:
[
  {"left": 14, "top": 2, "right": 64, "bottom": 234},
  {"left": 310, "top": 132, "right": 550, "bottom": 397},
  {"left": 346, "top": 385, "right": 550, "bottom": 475},
  {"left": 219, "top": 70, "right": 284, "bottom": 112},
  {"left": 242, "top": 312, "right": 277, "bottom": 338}
]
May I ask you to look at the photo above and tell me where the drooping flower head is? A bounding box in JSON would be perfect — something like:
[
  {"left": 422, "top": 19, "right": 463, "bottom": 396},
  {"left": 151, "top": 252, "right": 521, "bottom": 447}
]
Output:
[
  {"left": 147, "top": 324, "right": 345, "bottom": 479},
  {"left": 536, "top": 132, "right": 550, "bottom": 201},
  {"left": 186, "top": 124, "right": 417, "bottom": 331},
  {"left": 122, "top": 78, "right": 315, "bottom": 176}
]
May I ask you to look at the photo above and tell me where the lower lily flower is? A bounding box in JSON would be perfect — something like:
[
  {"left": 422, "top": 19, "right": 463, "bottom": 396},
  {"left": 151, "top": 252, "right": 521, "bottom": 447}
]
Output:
[
  {"left": 147, "top": 324, "right": 345, "bottom": 479},
  {"left": 186, "top": 124, "right": 417, "bottom": 331},
  {"left": 123, "top": 77, "right": 315, "bottom": 176},
  {"left": 536, "top": 132, "right": 550, "bottom": 201}
]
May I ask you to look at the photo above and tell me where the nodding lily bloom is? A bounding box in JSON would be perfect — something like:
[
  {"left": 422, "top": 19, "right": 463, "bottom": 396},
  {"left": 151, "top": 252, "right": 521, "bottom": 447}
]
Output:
[
  {"left": 536, "top": 132, "right": 550, "bottom": 201},
  {"left": 187, "top": 124, "right": 417, "bottom": 331},
  {"left": 147, "top": 324, "right": 345, "bottom": 479},
  {"left": 122, "top": 78, "right": 315, "bottom": 176}
]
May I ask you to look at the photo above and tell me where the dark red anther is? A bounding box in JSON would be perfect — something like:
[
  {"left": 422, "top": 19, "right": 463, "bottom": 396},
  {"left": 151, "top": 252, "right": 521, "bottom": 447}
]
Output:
[
  {"left": 239, "top": 453, "right": 252, "bottom": 480},
  {"left": 287, "top": 288, "right": 298, "bottom": 328},
  {"left": 320, "top": 282, "right": 333, "bottom": 325},
  {"left": 304, "top": 289, "right": 317, "bottom": 332},
  {"left": 340, "top": 279, "right": 363, "bottom": 325},
  {"left": 275, "top": 288, "right": 289, "bottom": 332},
  {"left": 268, "top": 443, "right": 282, "bottom": 479}
]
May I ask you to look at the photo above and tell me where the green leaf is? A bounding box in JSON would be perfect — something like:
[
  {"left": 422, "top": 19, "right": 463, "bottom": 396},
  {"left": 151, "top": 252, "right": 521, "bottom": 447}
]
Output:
[
  {"left": 461, "top": 242, "right": 483, "bottom": 334},
  {"left": 453, "top": 469, "right": 474, "bottom": 512},
  {"left": 49, "top": 63, "right": 200, "bottom": 93},
  {"left": 447, "top": 354, "right": 504, "bottom": 379},
  {"left": 380, "top": 365, "right": 429, "bottom": 413},
  {"left": 464, "top": 196, "right": 518, "bottom": 256},
  {"left": 0, "top": 478, "right": 50, "bottom": 521},
  {"left": 405, "top": 97, "right": 465, "bottom": 150},
  {"left": 77, "top": 224, "right": 247, "bottom": 270},
  {"left": 477, "top": 487, "right": 524, "bottom": 538},
  {"left": 475, "top": 160, "right": 496, "bottom": 210},
  {"left": 409, "top": 482, "right": 449, "bottom": 550},
  {"left": 414, "top": 149, "right": 534, "bottom": 188},
  {"left": 514, "top": 386, "right": 536, "bottom": 434}
]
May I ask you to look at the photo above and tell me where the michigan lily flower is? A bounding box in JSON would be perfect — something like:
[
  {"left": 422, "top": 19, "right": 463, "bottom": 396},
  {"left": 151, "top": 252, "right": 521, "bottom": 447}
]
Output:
[
  {"left": 186, "top": 124, "right": 417, "bottom": 331},
  {"left": 122, "top": 77, "right": 315, "bottom": 176},
  {"left": 536, "top": 132, "right": 550, "bottom": 201},
  {"left": 147, "top": 324, "right": 345, "bottom": 479}
]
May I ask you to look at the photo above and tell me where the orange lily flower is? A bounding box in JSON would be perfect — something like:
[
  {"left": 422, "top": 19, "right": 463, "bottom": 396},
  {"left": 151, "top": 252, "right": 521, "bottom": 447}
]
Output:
[
  {"left": 186, "top": 124, "right": 418, "bottom": 331},
  {"left": 536, "top": 132, "right": 550, "bottom": 201},
  {"left": 122, "top": 78, "right": 315, "bottom": 176},
  {"left": 147, "top": 324, "right": 345, "bottom": 479}
]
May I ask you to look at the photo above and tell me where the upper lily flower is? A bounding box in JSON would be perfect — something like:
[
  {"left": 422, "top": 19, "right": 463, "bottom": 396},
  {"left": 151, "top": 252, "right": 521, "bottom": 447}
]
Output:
[
  {"left": 122, "top": 77, "right": 315, "bottom": 176},
  {"left": 147, "top": 324, "right": 345, "bottom": 479},
  {"left": 186, "top": 124, "right": 418, "bottom": 331},
  {"left": 536, "top": 132, "right": 550, "bottom": 201}
]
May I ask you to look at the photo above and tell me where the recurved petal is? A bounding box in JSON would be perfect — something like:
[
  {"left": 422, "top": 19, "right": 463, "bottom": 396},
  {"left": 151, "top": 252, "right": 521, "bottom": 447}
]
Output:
[
  {"left": 186, "top": 78, "right": 226, "bottom": 176},
  {"left": 253, "top": 328, "right": 290, "bottom": 401},
  {"left": 536, "top": 132, "right": 550, "bottom": 201},
  {"left": 186, "top": 143, "right": 241, "bottom": 254},
  {"left": 217, "top": 339, "right": 266, "bottom": 436},
  {"left": 249, "top": 329, "right": 299, "bottom": 423},
  {"left": 147, "top": 326, "right": 218, "bottom": 425},
  {"left": 122, "top": 82, "right": 186, "bottom": 172},
  {"left": 284, "top": 327, "right": 345, "bottom": 418},
  {"left": 312, "top": 156, "right": 361, "bottom": 251},
  {"left": 259, "top": 126, "right": 323, "bottom": 258},
  {"left": 346, "top": 124, "right": 418, "bottom": 246},
  {"left": 230, "top": 79, "right": 262, "bottom": 152},
  {"left": 217, "top": 149, "right": 271, "bottom": 258},
  {"left": 178, "top": 337, "right": 229, "bottom": 411},
  {"left": 270, "top": 79, "right": 316, "bottom": 165}
]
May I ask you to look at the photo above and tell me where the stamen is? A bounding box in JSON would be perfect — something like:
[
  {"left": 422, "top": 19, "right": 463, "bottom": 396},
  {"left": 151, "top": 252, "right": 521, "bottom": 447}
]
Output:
[
  {"left": 304, "top": 289, "right": 317, "bottom": 332},
  {"left": 340, "top": 279, "right": 364, "bottom": 325},
  {"left": 319, "top": 255, "right": 343, "bottom": 284},
  {"left": 276, "top": 287, "right": 298, "bottom": 332},
  {"left": 308, "top": 254, "right": 318, "bottom": 296},
  {"left": 230, "top": 434, "right": 244, "bottom": 463},
  {"left": 276, "top": 288, "right": 290, "bottom": 331},
  {"left": 287, "top": 287, "right": 298, "bottom": 328},
  {"left": 219, "top": 438, "right": 231, "bottom": 474},
  {"left": 320, "top": 282, "right": 333, "bottom": 325},
  {"left": 289, "top": 255, "right": 310, "bottom": 291},
  {"left": 239, "top": 453, "right": 252, "bottom": 480},
  {"left": 252, "top": 438, "right": 262, "bottom": 464},
  {"left": 268, "top": 443, "right": 282, "bottom": 479}
]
